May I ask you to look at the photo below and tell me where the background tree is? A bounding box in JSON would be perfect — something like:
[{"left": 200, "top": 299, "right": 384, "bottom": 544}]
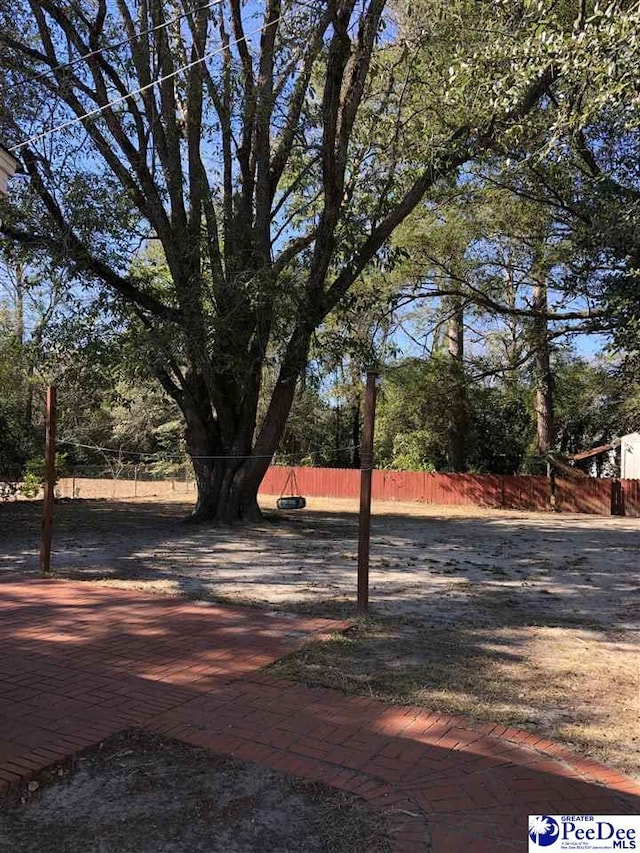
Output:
[{"left": 0, "top": 249, "right": 68, "bottom": 488}]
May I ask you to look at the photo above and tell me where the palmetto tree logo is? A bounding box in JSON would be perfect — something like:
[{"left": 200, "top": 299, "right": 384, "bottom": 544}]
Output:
[{"left": 529, "top": 815, "right": 560, "bottom": 847}]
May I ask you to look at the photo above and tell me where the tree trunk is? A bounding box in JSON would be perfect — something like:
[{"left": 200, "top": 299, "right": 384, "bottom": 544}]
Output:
[
  {"left": 14, "top": 265, "right": 24, "bottom": 344},
  {"left": 190, "top": 454, "right": 267, "bottom": 524},
  {"left": 351, "top": 394, "right": 361, "bottom": 469},
  {"left": 532, "top": 282, "right": 553, "bottom": 456},
  {"left": 502, "top": 274, "right": 523, "bottom": 391},
  {"left": 13, "top": 264, "right": 33, "bottom": 430},
  {"left": 180, "top": 355, "right": 303, "bottom": 523},
  {"left": 180, "top": 377, "right": 269, "bottom": 523},
  {"left": 445, "top": 295, "right": 467, "bottom": 471}
]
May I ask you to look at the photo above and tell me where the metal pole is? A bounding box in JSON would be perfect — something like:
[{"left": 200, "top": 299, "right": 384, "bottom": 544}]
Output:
[
  {"left": 39, "top": 385, "right": 57, "bottom": 576},
  {"left": 357, "top": 370, "right": 379, "bottom": 615}
]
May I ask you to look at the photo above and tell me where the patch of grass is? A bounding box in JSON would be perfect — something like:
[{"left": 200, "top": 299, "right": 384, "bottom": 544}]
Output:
[
  {"left": 266, "top": 598, "right": 360, "bottom": 619},
  {"left": 265, "top": 617, "right": 640, "bottom": 779},
  {"left": 267, "top": 619, "right": 517, "bottom": 712}
]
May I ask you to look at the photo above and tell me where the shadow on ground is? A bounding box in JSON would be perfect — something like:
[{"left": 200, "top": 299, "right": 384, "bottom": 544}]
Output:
[
  {"left": 1, "top": 498, "right": 638, "bottom": 629},
  {"left": 2, "top": 498, "right": 638, "bottom": 777},
  {"left": 0, "top": 586, "right": 638, "bottom": 853},
  {"left": 0, "top": 729, "right": 389, "bottom": 853}
]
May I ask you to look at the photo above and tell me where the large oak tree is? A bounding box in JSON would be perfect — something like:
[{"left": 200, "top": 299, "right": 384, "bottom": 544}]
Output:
[{"left": 0, "top": 0, "right": 578, "bottom": 520}]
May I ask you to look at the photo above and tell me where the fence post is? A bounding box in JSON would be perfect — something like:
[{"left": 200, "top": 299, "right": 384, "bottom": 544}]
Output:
[
  {"left": 611, "top": 479, "right": 624, "bottom": 516},
  {"left": 39, "top": 385, "right": 56, "bottom": 576},
  {"left": 357, "top": 370, "right": 379, "bottom": 616},
  {"left": 548, "top": 461, "right": 557, "bottom": 511}
]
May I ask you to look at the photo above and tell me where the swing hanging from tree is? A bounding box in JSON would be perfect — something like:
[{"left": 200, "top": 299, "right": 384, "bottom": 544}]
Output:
[{"left": 276, "top": 467, "right": 306, "bottom": 510}]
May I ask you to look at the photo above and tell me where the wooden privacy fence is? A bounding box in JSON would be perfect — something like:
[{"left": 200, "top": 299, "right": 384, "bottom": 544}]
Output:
[{"left": 259, "top": 467, "right": 640, "bottom": 517}]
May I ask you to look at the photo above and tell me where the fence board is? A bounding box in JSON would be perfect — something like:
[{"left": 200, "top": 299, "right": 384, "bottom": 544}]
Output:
[
  {"left": 49, "top": 467, "right": 638, "bottom": 516},
  {"left": 555, "top": 477, "right": 612, "bottom": 515},
  {"left": 258, "top": 467, "right": 635, "bottom": 516},
  {"left": 620, "top": 479, "right": 640, "bottom": 517},
  {"left": 260, "top": 466, "right": 361, "bottom": 499}
]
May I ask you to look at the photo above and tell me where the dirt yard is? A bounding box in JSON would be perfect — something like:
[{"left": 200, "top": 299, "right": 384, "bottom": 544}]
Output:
[
  {"left": 0, "top": 729, "right": 389, "bottom": 853},
  {"left": 1, "top": 494, "right": 638, "bottom": 778}
]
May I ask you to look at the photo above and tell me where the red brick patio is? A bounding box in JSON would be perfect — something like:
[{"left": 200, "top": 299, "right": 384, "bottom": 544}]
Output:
[{"left": 1, "top": 580, "right": 638, "bottom": 851}]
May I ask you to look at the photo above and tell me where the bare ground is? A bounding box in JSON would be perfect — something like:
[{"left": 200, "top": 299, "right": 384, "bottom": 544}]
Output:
[
  {"left": 1, "top": 494, "right": 639, "bottom": 778},
  {"left": 0, "top": 729, "right": 389, "bottom": 853}
]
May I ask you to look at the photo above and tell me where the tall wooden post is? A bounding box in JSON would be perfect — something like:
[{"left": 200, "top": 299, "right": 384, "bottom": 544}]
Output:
[
  {"left": 40, "top": 385, "right": 57, "bottom": 576},
  {"left": 357, "top": 370, "right": 379, "bottom": 615}
]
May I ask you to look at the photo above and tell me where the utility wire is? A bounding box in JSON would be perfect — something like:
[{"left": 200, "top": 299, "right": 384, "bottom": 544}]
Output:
[
  {"left": 9, "top": 13, "right": 283, "bottom": 153},
  {"left": 58, "top": 439, "right": 361, "bottom": 464},
  {"left": 59, "top": 440, "right": 275, "bottom": 460},
  {"left": 5, "top": 0, "right": 224, "bottom": 90}
]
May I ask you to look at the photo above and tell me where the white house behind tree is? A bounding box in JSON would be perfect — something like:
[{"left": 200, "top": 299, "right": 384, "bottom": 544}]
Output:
[
  {"left": 0, "top": 144, "right": 20, "bottom": 195},
  {"left": 620, "top": 433, "right": 640, "bottom": 479},
  {"left": 570, "top": 433, "right": 640, "bottom": 479}
]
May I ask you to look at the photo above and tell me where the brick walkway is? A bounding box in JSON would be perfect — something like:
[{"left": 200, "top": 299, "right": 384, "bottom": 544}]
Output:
[{"left": 1, "top": 580, "right": 638, "bottom": 851}]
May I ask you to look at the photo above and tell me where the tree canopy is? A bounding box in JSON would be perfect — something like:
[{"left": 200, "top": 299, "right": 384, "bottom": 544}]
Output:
[{"left": 0, "top": 0, "right": 638, "bottom": 517}]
